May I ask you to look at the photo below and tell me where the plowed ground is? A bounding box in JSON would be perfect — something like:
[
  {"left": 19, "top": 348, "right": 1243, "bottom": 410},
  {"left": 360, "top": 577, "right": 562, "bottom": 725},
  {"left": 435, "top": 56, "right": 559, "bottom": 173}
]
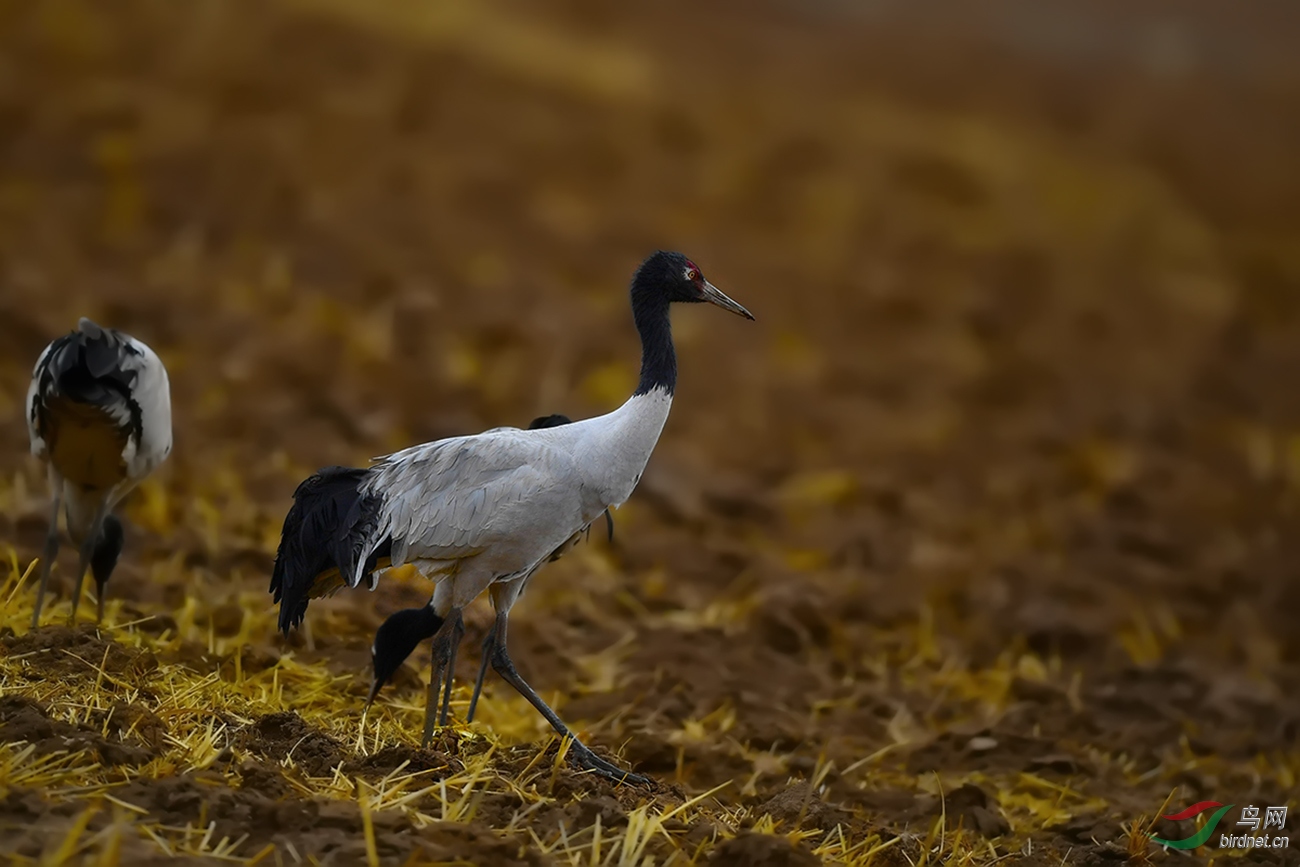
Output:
[{"left": 0, "top": 0, "right": 1296, "bottom": 864}]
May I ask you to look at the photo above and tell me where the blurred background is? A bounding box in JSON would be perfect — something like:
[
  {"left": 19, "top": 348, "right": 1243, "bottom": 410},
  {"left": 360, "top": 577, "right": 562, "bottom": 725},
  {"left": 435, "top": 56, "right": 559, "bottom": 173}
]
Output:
[{"left": 0, "top": 0, "right": 1297, "bottom": 861}]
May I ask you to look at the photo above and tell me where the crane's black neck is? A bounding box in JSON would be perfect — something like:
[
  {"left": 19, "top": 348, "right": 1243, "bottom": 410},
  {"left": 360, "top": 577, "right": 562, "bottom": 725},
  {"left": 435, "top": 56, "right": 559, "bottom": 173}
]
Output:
[{"left": 631, "top": 278, "right": 676, "bottom": 397}]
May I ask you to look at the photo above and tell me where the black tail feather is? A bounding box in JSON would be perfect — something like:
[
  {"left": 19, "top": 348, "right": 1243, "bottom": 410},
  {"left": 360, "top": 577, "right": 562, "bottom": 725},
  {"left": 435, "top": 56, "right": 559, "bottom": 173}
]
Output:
[{"left": 270, "top": 466, "right": 391, "bottom": 635}]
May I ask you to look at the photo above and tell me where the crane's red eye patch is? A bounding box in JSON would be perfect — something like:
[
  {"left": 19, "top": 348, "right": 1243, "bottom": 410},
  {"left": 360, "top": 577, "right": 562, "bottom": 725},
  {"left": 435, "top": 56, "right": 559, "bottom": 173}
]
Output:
[{"left": 684, "top": 261, "right": 701, "bottom": 281}]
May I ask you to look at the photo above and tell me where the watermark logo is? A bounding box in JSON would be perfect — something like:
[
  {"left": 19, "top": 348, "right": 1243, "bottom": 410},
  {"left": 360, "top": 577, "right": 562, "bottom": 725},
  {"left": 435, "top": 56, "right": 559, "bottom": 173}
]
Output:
[
  {"left": 1150, "top": 802, "right": 1290, "bottom": 851},
  {"left": 1221, "top": 805, "right": 1289, "bottom": 851},
  {"left": 1151, "top": 802, "right": 1234, "bottom": 849}
]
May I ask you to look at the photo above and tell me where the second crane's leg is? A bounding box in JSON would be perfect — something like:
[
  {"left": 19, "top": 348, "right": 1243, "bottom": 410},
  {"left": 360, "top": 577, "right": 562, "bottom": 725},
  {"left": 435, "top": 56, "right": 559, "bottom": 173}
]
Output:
[
  {"left": 487, "top": 611, "right": 650, "bottom": 786},
  {"left": 437, "top": 611, "right": 464, "bottom": 728},
  {"left": 421, "top": 607, "right": 465, "bottom": 747},
  {"left": 31, "top": 491, "right": 63, "bottom": 630},
  {"left": 466, "top": 628, "right": 496, "bottom": 724},
  {"left": 69, "top": 505, "right": 107, "bottom": 625}
]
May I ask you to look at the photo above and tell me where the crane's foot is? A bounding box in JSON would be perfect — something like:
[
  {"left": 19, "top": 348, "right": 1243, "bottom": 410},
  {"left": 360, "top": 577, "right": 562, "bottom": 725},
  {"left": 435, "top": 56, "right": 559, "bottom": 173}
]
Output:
[
  {"left": 563, "top": 739, "right": 652, "bottom": 787},
  {"left": 472, "top": 609, "right": 652, "bottom": 786}
]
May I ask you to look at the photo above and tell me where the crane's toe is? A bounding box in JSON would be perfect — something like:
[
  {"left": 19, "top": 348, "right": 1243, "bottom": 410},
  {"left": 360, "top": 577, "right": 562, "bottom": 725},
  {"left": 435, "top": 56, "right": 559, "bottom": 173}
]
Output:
[{"left": 565, "top": 740, "right": 651, "bottom": 787}]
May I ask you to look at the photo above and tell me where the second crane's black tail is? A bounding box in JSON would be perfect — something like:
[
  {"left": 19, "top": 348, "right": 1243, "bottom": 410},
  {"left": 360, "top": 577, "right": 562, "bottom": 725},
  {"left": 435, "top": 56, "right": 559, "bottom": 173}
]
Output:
[{"left": 270, "top": 466, "right": 391, "bottom": 636}]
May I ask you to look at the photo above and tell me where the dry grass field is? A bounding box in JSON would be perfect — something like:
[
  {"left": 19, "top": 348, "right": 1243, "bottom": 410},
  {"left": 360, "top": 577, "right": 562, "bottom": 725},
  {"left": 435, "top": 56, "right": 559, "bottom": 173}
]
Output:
[{"left": 0, "top": 0, "right": 1297, "bottom": 863}]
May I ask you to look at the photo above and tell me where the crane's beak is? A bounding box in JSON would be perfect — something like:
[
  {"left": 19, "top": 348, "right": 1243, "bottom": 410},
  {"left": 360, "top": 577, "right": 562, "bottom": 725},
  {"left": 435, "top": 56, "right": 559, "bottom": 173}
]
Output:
[{"left": 701, "top": 280, "right": 755, "bottom": 320}]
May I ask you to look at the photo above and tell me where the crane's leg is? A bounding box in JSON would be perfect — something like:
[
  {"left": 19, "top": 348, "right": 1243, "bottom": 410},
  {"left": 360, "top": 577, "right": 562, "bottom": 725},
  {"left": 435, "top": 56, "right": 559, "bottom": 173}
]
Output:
[
  {"left": 30, "top": 490, "right": 63, "bottom": 630},
  {"left": 485, "top": 610, "right": 649, "bottom": 786},
  {"left": 466, "top": 628, "right": 496, "bottom": 724},
  {"left": 467, "top": 574, "right": 530, "bottom": 724},
  {"left": 420, "top": 607, "right": 465, "bottom": 747},
  {"left": 69, "top": 505, "right": 108, "bottom": 625},
  {"left": 437, "top": 614, "right": 464, "bottom": 727}
]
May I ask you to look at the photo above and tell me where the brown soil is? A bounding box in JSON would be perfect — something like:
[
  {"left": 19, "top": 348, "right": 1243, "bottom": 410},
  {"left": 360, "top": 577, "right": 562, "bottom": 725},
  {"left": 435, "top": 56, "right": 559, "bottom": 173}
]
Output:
[{"left": 0, "top": 0, "right": 1297, "bottom": 864}]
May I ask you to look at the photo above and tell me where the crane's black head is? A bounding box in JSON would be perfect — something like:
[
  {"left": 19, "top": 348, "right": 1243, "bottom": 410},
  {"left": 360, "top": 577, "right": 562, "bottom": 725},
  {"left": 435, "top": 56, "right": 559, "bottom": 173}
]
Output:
[
  {"left": 89, "top": 514, "right": 125, "bottom": 623},
  {"left": 90, "top": 515, "right": 125, "bottom": 594},
  {"left": 368, "top": 605, "right": 444, "bottom": 705},
  {"left": 633, "top": 251, "right": 754, "bottom": 319}
]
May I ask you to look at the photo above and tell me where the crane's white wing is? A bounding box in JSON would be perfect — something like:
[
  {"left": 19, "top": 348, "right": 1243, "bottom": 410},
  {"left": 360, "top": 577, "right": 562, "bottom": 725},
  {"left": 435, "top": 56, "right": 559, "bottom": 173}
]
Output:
[
  {"left": 361, "top": 429, "right": 594, "bottom": 583},
  {"left": 25, "top": 341, "right": 55, "bottom": 459},
  {"left": 120, "top": 335, "right": 173, "bottom": 479}
]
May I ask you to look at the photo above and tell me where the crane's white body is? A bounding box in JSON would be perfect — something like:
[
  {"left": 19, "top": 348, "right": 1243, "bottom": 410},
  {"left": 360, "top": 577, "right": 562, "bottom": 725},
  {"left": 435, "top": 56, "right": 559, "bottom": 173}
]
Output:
[
  {"left": 26, "top": 321, "right": 172, "bottom": 543},
  {"left": 357, "top": 386, "right": 672, "bottom": 613},
  {"left": 26, "top": 317, "right": 172, "bottom": 627}
]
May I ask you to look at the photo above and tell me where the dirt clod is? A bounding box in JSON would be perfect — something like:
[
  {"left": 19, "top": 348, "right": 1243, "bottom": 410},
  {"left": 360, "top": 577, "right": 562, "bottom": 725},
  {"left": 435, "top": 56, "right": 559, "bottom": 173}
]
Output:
[
  {"left": 2, "top": 626, "right": 155, "bottom": 680},
  {"left": 343, "top": 743, "right": 455, "bottom": 780},
  {"left": 933, "top": 784, "right": 1011, "bottom": 838},
  {"left": 240, "top": 712, "right": 346, "bottom": 777},
  {"left": 757, "top": 782, "right": 848, "bottom": 830},
  {"left": 0, "top": 695, "right": 157, "bottom": 766},
  {"left": 710, "top": 833, "right": 821, "bottom": 866}
]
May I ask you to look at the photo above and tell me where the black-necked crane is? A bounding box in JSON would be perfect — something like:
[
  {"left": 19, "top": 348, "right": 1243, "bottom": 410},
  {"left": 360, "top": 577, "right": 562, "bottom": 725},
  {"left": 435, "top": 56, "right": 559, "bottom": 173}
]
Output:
[
  {"left": 270, "top": 251, "right": 753, "bottom": 784},
  {"left": 363, "top": 412, "right": 615, "bottom": 718},
  {"left": 26, "top": 318, "right": 173, "bottom": 627}
]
